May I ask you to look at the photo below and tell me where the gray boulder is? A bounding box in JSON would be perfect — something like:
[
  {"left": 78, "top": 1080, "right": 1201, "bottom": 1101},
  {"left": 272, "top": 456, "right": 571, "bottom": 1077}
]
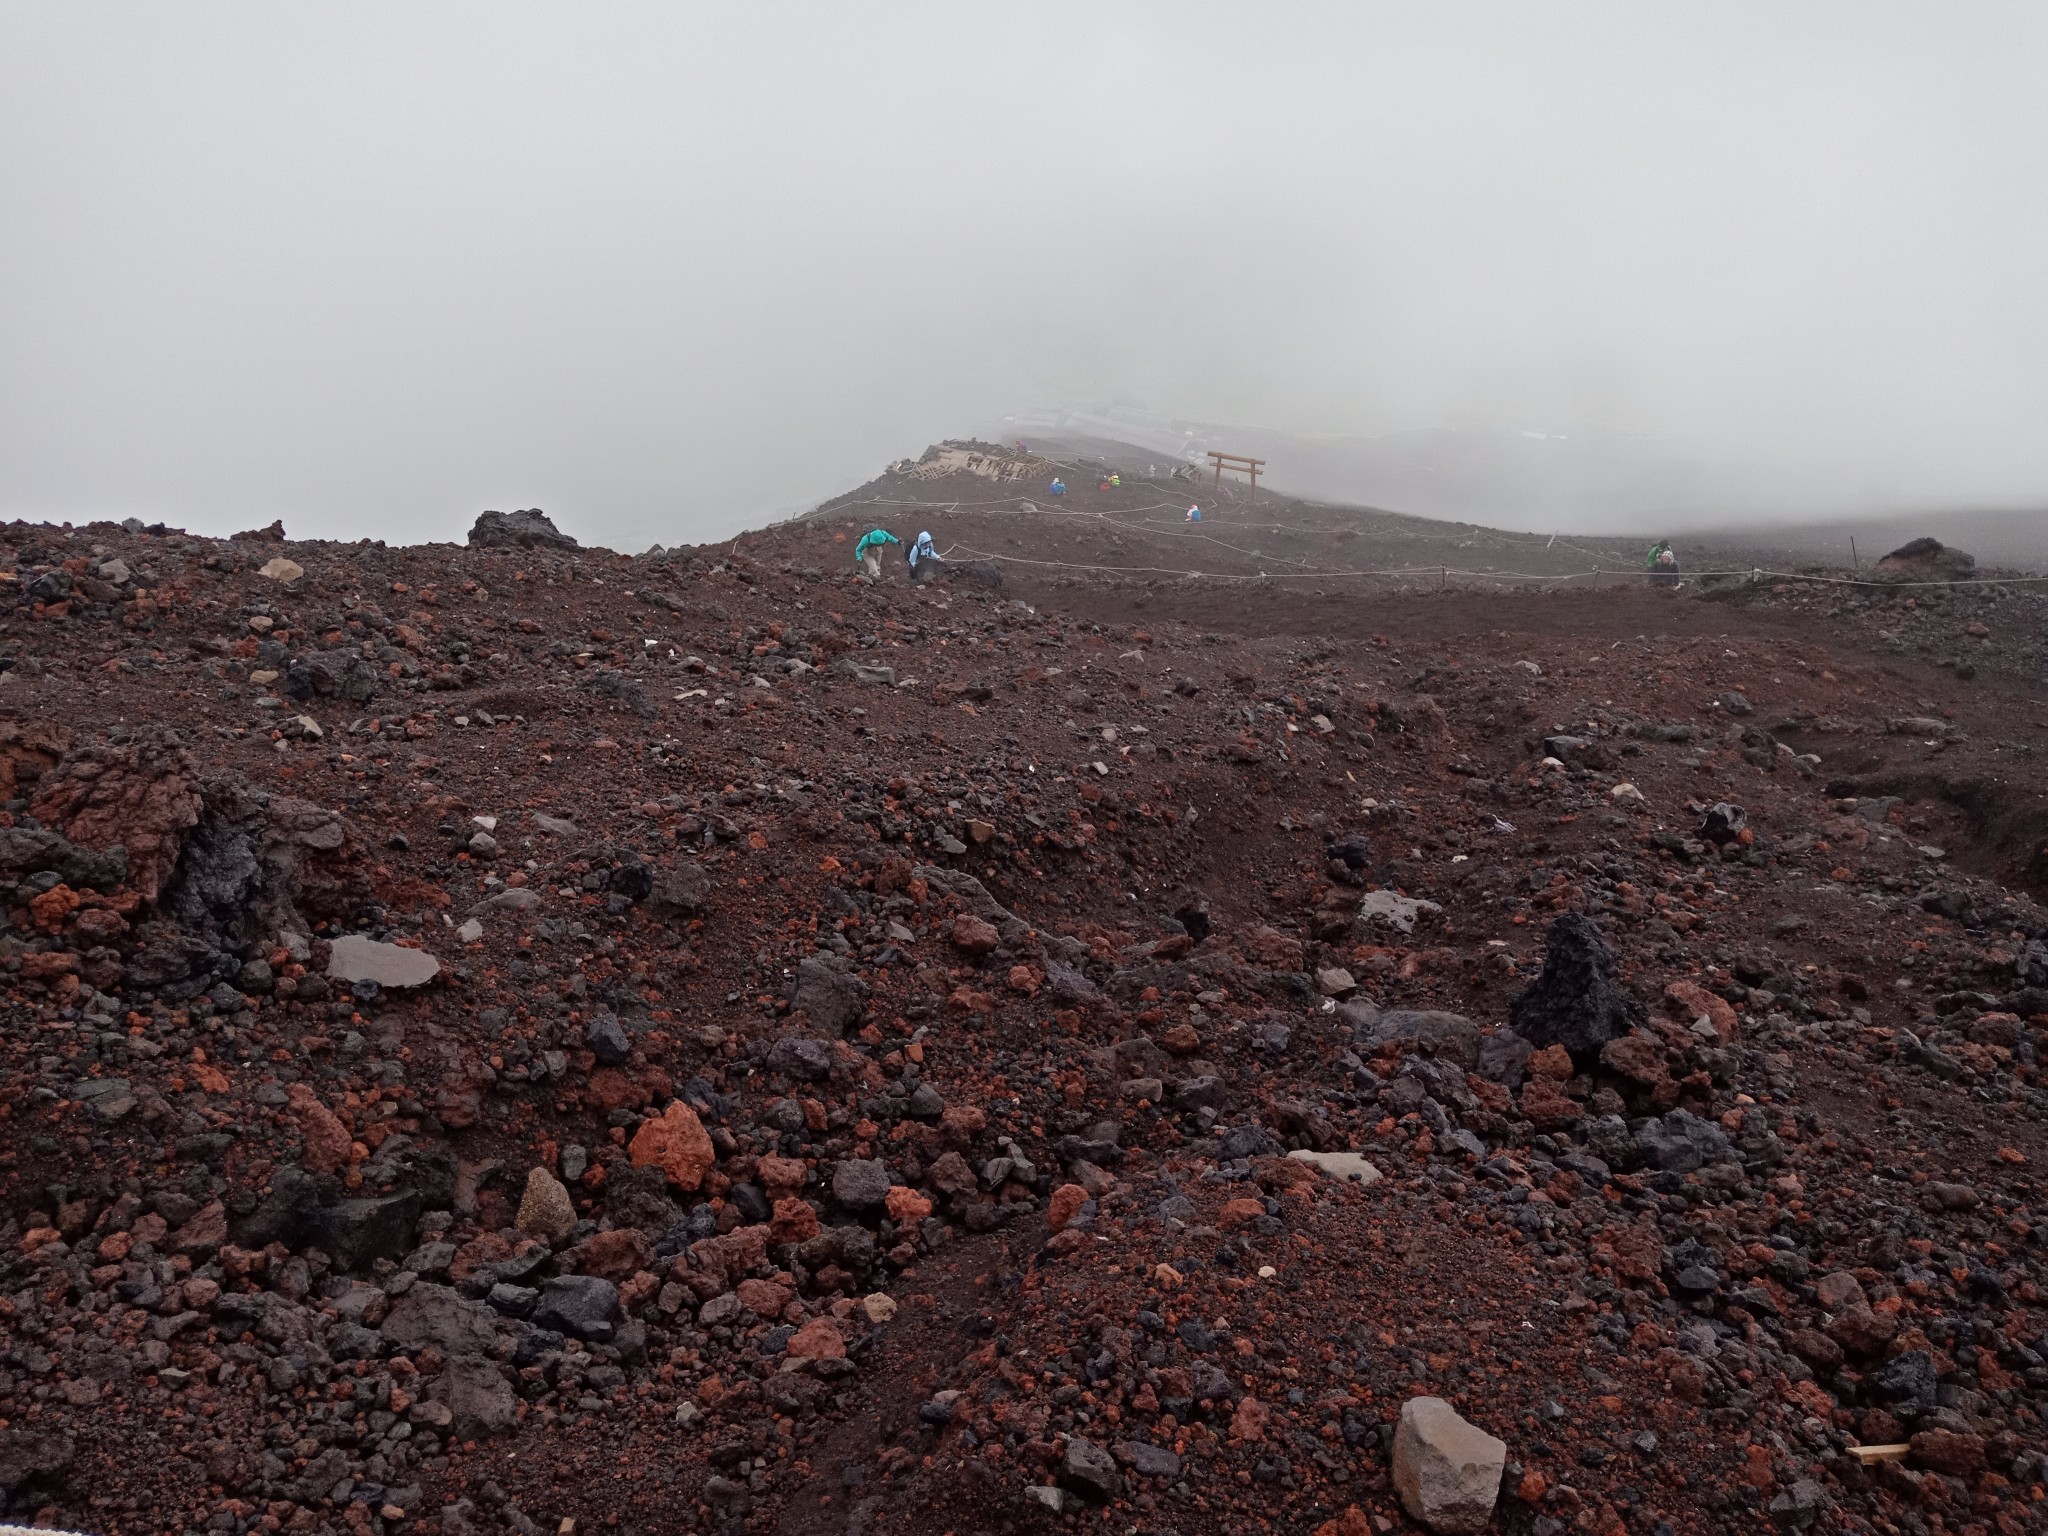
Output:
[
  {"left": 0, "top": 826, "right": 127, "bottom": 891},
  {"left": 1058, "top": 1436, "right": 1124, "bottom": 1502},
  {"left": 912, "top": 865, "right": 1033, "bottom": 946},
  {"left": 1769, "top": 1479, "right": 1830, "bottom": 1532},
  {"left": 0, "top": 1428, "right": 74, "bottom": 1512},
  {"left": 584, "top": 1011, "right": 631, "bottom": 1066},
  {"left": 832, "top": 1158, "right": 891, "bottom": 1211},
  {"left": 793, "top": 954, "right": 868, "bottom": 1033},
  {"left": 1397, "top": 1054, "right": 1478, "bottom": 1109},
  {"left": 766, "top": 1034, "right": 833, "bottom": 1080},
  {"left": 1875, "top": 536, "right": 1974, "bottom": 580},
  {"left": 1581, "top": 1114, "right": 1640, "bottom": 1171},
  {"left": 235, "top": 1167, "right": 419, "bottom": 1272},
  {"left": 1116, "top": 1441, "right": 1183, "bottom": 1479},
  {"left": 1173, "top": 1075, "right": 1229, "bottom": 1111},
  {"left": 284, "top": 648, "right": 379, "bottom": 707},
  {"left": 468, "top": 508, "right": 577, "bottom": 549},
  {"left": 1475, "top": 1030, "right": 1534, "bottom": 1086},
  {"left": 650, "top": 860, "right": 713, "bottom": 919},
  {"left": 1358, "top": 1008, "right": 1481, "bottom": 1068},
  {"left": 1870, "top": 1349, "right": 1937, "bottom": 1416},
  {"left": 380, "top": 1283, "right": 499, "bottom": 1357},
  {"left": 1634, "top": 1109, "right": 1732, "bottom": 1173},
  {"left": 431, "top": 1357, "right": 519, "bottom": 1439},
  {"left": 318, "top": 1192, "right": 424, "bottom": 1272},
  {"left": 532, "top": 1275, "right": 621, "bottom": 1342},
  {"left": 1392, "top": 1396, "right": 1506, "bottom": 1535}
]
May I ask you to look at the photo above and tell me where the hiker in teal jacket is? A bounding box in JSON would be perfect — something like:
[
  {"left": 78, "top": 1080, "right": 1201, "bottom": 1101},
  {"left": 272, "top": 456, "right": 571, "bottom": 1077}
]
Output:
[{"left": 853, "top": 527, "right": 900, "bottom": 579}]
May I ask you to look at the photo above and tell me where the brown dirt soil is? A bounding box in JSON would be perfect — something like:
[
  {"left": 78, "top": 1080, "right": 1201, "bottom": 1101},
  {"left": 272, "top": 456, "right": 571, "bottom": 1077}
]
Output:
[{"left": 0, "top": 480, "right": 2043, "bottom": 1536}]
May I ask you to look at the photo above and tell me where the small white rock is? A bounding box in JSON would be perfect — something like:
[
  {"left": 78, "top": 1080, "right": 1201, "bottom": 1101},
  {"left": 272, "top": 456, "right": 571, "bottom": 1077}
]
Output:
[{"left": 1286, "top": 1150, "right": 1382, "bottom": 1185}]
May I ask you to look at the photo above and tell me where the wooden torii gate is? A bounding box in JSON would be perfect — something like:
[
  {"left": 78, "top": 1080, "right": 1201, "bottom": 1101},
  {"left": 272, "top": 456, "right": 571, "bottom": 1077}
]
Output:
[{"left": 1206, "top": 450, "right": 1265, "bottom": 504}]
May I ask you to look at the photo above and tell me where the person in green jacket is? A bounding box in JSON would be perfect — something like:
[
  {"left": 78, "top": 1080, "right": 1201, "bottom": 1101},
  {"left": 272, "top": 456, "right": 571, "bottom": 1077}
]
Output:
[
  {"left": 853, "top": 527, "right": 900, "bottom": 578},
  {"left": 1645, "top": 540, "right": 1679, "bottom": 587}
]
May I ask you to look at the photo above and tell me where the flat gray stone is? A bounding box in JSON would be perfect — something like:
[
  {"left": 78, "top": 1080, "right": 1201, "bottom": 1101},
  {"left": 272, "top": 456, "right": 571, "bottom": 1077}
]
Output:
[
  {"left": 327, "top": 935, "right": 440, "bottom": 989},
  {"left": 1359, "top": 890, "right": 1443, "bottom": 935},
  {"left": 472, "top": 887, "right": 542, "bottom": 915},
  {"left": 1116, "top": 1440, "right": 1183, "bottom": 1478}
]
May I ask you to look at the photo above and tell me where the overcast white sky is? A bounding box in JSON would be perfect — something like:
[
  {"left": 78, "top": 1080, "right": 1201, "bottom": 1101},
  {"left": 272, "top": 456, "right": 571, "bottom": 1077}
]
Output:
[{"left": 3, "top": 3, "right": 2046, "bottom": 548}]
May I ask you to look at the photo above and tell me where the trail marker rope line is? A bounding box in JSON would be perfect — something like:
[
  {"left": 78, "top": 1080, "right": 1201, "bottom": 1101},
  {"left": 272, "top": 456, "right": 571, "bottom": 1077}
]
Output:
[
  {"left": 816, "top": 487, "right": 2045, "bottom": 590},
  {"left": 934, "top": 545, "right": 2048, "bottom": 590}
]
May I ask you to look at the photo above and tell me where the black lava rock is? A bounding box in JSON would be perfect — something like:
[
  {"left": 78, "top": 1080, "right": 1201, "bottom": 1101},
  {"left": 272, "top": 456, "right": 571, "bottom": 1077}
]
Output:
[
  {"left": 1509, "top": 913, "right": 1645, "bottom": 1060},
  {"left": 585, "top": 1012, "right": 632, "bottom": 1066}
]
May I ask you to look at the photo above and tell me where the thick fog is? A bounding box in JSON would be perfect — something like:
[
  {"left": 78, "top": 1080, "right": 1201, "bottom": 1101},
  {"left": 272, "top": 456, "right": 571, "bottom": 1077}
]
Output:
[{"left": 3, "top": 3, "right": 2046, "bottom": 549}]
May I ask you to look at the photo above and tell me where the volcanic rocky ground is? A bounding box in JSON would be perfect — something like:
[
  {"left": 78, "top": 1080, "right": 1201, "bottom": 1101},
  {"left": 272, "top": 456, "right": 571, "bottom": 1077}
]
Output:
[{"left": 1, "top": 465, "right": 2047, "bottom": 1536}]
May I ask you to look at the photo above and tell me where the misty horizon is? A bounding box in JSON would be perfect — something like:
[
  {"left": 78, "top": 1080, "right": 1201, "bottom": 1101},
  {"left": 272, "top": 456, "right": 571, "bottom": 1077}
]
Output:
[{"left": 5, "top": 4, "right": 2046, "bottom": 551}]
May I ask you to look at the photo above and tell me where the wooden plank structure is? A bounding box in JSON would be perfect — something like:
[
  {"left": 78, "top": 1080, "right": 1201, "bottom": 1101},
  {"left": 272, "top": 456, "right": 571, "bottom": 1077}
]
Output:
[{"left": 1206, "top": 450, "right": 1265, "bottom": 504}]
